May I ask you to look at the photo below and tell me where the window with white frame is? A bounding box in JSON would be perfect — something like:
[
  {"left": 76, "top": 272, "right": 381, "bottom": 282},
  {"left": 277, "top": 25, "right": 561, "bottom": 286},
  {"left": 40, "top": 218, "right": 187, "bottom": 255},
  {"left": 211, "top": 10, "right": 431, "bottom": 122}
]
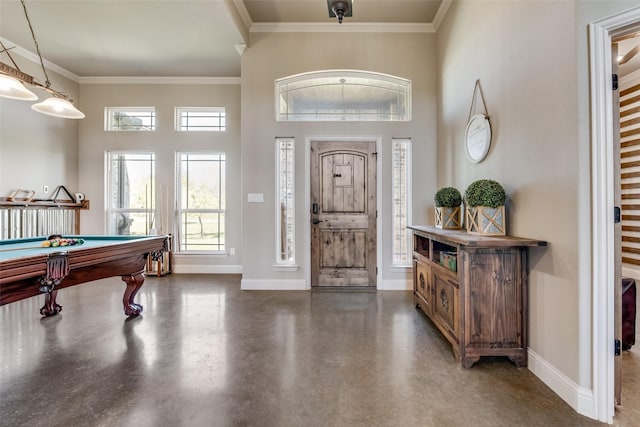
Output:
[
  {"left": 175, "top": 107, "right": 226, "bottom": 131},
  {"left": 106, "top": 152, "right": 155, "bottom": 235},
  {"left": 276, "top": 138, "right": 295, "bottom": 264},
  {"left": 105, "top": 107, "right": 156, "bottom": 131},
  {"left": 392, "top": 139, "right": 412, "bottom": 266},
  {"left": 176, "top": 152, "right": 226, "bottom": 252},
  {"left": 276, "top": 70, "right": 411, "bottom": 121}
]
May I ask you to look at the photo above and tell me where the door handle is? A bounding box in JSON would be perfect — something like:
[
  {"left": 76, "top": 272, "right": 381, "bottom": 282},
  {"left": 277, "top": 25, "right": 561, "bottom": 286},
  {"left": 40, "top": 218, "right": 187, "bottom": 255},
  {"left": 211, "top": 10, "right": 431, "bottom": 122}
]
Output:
[{"left": 312, "top": 218, "right": 323, "bottom": 224}]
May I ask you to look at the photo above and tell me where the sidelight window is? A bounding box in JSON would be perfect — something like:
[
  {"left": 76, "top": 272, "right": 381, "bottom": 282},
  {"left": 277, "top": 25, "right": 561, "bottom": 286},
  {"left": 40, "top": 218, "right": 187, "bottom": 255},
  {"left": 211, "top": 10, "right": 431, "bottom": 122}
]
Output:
[
  {"left": 392, "top": 139, "right": 412, "bottom": 266},
  {"left": 275, "top": 138, "right": 295, "bottom": 266}
]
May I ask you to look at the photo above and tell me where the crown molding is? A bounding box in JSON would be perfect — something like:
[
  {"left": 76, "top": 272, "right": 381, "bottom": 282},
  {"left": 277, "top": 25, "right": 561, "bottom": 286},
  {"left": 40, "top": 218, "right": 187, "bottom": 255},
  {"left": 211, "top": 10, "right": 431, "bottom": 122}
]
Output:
[
  {"left": 78, "top": 76, "right": 241, "bottom": 85},
  {"left": 0, "top": 37, "right": 79, "bottom": 83},
  {"left": 250, "top": 22, "right": 435, "bottom": 33},
  {"left": 433, "top": 0, "right": 453, "bottom": 32},
  {"left": 232, "top": 0, "right": 253, "bottom": 30}
]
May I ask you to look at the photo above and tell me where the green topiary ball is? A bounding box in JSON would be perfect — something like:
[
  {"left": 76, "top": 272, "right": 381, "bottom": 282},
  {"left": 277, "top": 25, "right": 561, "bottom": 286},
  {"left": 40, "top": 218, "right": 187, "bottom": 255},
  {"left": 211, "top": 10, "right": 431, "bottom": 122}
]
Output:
[
  {"left": 463, "top": 179, "right": 506, "bottom": 208},
  {"left": 434, "top": 187, "right": 462, "bottom": 207}
]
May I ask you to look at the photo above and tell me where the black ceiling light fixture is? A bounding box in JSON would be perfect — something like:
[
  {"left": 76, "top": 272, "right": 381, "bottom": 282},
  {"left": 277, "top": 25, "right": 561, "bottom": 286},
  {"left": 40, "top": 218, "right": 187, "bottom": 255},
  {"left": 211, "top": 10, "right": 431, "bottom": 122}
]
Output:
[{"left": 327, "top": 0, "right": 352, "bottom": 24}]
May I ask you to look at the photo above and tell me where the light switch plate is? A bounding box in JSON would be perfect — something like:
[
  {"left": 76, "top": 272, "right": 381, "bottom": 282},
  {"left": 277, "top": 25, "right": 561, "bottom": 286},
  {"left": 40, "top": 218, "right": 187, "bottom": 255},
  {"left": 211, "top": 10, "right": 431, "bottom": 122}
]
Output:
[{"left": 248, "top": 193, "right": 264, "bottom": 203}]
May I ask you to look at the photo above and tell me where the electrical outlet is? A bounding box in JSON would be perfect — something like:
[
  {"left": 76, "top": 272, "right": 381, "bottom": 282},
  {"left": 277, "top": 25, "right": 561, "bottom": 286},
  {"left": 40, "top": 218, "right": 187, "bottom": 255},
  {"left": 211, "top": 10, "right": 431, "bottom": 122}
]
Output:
[
  {"left": 43, "top": 185, "right": 49, "bottom": 194},
  {"left": 229, "top": 248, "right": 236, "bottom": 256}
]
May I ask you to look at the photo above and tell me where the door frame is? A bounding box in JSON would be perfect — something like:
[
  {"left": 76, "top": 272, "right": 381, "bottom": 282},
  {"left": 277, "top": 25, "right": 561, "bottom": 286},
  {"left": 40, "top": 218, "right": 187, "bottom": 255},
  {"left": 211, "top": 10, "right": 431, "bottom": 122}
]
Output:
[
  {"left": 590, "top": 7, "right": 640, "bottom": 423},
  {"left": 305, "top": 136, "right": 382, "bottom": 290}
]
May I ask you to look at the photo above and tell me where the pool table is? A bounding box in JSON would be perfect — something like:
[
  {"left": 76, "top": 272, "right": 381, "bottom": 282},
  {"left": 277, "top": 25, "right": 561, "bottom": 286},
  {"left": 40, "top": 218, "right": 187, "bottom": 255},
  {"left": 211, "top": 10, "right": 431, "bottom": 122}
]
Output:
[{"left": 0, "top": 235, "right": 168, "bottom": 317}]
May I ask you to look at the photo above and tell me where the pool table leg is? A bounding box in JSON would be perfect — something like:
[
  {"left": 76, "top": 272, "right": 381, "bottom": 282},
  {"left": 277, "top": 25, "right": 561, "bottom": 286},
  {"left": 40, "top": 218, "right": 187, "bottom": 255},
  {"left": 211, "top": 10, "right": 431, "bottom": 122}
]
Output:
[
  {"left": 40, "top": 290, "right": 62, "bottom": 317},
  {"left": 121, "top": 271, "right": 145, "bottom": 317}
]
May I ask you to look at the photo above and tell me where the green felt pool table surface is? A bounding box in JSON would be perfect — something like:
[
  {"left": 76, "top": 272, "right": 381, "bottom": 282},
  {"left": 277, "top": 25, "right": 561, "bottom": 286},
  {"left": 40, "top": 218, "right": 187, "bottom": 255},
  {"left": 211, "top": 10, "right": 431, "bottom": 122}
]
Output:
[
  {"left": 0, "top": 234, "right": 168, "bottom": 317},
  {"left": 0, "top": 235, "right": 158, "bottom": 261}
]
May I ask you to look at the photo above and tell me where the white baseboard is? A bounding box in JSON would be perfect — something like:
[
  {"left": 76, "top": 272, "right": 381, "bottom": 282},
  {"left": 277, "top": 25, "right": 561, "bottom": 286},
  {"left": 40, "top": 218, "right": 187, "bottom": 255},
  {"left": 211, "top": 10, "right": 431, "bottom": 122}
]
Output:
[
  {"left": 379, "top": 279, "right": 412, "bottom": 290},
  {"left": 527, "top": 348, "right": 595, "bottom": 420},
  {"left": 241, "top": 279, "right": 307, "bottom": 290},
  {"left": 172, "top": 264, "right": 242, "bottom": 274}
]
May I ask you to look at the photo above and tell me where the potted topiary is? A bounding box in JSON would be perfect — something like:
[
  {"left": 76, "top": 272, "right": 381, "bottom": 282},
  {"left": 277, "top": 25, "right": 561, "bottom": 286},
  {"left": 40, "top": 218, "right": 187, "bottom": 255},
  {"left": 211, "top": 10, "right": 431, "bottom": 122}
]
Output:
[
  {"left": 463, "top": 179, "right": 506, "bottom": 235},
  {"left": 434, "top": 186, "right": 462, "bottom": 229}
]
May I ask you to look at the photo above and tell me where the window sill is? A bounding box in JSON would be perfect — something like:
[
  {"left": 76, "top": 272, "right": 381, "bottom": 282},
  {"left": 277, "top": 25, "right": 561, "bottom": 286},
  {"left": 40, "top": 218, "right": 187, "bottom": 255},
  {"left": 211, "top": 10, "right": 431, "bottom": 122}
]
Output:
[
  {"left": 389, "top": 265, "right": 412, "bottom": 273},
  {"left": 272, "top": 264, "right": 299, "bottom": 272}
]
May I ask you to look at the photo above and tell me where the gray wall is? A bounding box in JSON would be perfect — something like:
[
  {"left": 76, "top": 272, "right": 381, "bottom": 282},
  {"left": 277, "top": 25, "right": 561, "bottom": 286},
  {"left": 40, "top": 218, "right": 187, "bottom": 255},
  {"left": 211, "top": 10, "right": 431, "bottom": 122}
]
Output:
[
  {"left": 240, "top": 31, "right": 438, "bottom": 288},
  {"left": 0, "top": 57, "right": 79, "bottom": 201},
  {"left": 77, "top": 82, "right": 242, "bottom": 270},
  {"left": 436, "top": 0, "right": 639, "bottom": 395}
]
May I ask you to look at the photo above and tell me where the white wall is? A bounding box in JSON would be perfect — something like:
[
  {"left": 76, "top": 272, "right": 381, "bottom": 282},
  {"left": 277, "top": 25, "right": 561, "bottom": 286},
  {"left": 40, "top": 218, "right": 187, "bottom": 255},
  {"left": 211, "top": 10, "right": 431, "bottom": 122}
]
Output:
[
  {"left": 240, "top": 31, "right": 438, "bottom": 289},
  {"left": 77, "top": 82, "right": 242, "bottom": 271}
]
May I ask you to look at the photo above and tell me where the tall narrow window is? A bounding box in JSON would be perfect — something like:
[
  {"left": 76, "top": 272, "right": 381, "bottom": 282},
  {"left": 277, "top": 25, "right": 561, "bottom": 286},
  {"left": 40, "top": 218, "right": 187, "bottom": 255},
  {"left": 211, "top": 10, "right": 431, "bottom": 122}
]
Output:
[
  {"left": 392, "top": 139, "right": 411, "bottom": 266},
  {"left": 106, "top": 152, "right": 155, "bottom": 235},
  {"left": 176, "top": 153, "right": 226, "bottom": 252},
  {"left": 276, "top": 138, "right": 295, "bottom": 265}
]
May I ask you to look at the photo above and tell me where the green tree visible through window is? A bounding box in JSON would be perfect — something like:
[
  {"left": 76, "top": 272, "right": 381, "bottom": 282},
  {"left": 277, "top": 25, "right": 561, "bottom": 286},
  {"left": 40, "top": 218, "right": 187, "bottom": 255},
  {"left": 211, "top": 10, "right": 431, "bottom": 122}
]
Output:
[{"left": 177, "top": 153, "right": 225, "bottom": 252}]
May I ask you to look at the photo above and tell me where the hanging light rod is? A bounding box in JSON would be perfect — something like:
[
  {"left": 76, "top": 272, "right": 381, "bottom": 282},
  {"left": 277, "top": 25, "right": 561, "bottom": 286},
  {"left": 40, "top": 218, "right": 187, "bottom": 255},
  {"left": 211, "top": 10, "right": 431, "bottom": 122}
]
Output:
[
  {"left": 0, "top": 0, "right": 84, "bottom": 119},
  {"left": 328, "top": 0, "right": 353, "bottom": 24}
]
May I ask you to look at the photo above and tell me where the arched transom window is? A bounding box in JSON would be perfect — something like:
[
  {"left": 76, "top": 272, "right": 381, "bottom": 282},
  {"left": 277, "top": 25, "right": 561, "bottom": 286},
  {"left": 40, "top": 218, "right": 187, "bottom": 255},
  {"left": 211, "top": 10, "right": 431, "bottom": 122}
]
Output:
[{"left": 276, "top": 70, "right": 411, "bottom": 121}]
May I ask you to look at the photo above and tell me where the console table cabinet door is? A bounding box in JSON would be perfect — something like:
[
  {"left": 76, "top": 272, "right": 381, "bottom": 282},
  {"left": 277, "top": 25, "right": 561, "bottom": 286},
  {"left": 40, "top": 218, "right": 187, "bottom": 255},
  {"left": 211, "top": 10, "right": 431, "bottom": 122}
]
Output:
[
  {"left": 432, "top": 267, "right": 459, "bottom": 345},
  {"left": 464, "top": 249, "right": 525, "bottom": 349},
  {"left": 414, "top": 260, "right": 433, "bottom": 317}
]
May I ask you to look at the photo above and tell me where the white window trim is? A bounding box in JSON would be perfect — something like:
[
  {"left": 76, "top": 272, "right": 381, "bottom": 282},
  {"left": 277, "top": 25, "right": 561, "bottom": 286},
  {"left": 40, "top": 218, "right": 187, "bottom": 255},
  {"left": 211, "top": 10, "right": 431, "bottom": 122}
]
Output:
[
  {"left": 104, "top": 151, "right": 156, "bottom": 235},
  {"left": 391, "top": 138, "right": 412, "bottom": 268},
  {"left": 104, "top": 107, "right": 156, "bottom": 131},
  {"left": 275, "top": 69, "right": 411, "bottom": 122},
  {"left": 274, "top": 137, "right": 298, "bottom": 270},
  {"left": 175, "top": 107, "right": 226, "bottom": 132},
  {"left": 174, "top": 151, "right": 227, "bottom": 254}
]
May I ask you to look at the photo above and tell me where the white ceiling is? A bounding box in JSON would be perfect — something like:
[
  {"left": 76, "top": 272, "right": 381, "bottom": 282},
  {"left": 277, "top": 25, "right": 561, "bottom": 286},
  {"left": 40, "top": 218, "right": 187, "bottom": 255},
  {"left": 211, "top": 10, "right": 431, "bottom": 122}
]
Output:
[{"left": 0, "top": 0, "right": 444, "bottom": 78}]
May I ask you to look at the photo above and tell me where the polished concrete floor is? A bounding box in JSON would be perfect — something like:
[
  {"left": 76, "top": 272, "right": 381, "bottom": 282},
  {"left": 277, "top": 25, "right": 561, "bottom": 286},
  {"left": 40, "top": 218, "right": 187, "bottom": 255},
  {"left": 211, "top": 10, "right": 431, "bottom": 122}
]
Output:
[{"left": 0, "top": 274, "right": 634, "bottom": 426}]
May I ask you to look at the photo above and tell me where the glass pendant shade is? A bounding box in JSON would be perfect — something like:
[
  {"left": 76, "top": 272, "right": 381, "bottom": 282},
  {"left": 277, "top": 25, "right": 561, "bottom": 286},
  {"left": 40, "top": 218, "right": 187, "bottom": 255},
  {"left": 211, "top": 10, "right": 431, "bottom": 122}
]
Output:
[
  {"left": 31, "top": 96, "right": 85, "bottom": 119},
  {"left": 0, "top": 74, "right": 38, "bottom": 100}
]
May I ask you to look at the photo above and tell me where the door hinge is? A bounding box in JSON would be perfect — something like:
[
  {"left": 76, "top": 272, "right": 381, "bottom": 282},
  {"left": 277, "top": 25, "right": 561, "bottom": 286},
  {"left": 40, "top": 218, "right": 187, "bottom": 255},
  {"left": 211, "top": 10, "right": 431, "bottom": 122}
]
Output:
[
  {"left": 372, "top": 152, "right": 378, "bottom": 160},
  {"left": 615, "top": 338, "right": 621, "bottom": 356},
  {"left": 376, "top": 267, "right": 378, "bottom": 275},
  {"left": 613, "top": 74, "right": 619, "bottom": 91},
  {"left": 614, "top": 206, "right": 621, "bottom": 224}
]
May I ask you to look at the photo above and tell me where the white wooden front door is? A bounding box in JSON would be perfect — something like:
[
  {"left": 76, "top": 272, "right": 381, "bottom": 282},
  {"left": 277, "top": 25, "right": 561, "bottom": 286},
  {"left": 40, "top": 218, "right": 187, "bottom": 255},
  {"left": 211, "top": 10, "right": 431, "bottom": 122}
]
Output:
[{"left": 310, "top": 140, "right": 377, "bottom": 288}]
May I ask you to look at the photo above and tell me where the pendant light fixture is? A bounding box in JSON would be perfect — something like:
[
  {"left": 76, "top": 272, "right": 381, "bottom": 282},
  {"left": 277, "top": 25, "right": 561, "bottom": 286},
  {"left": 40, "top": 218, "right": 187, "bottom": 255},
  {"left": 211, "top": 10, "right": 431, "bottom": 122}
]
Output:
[
  {"left": 0, "top": 0, "right": 85, "bottom": 119},
  {"left": 0, "top": 73, "right": 38, "bottom": 100}
]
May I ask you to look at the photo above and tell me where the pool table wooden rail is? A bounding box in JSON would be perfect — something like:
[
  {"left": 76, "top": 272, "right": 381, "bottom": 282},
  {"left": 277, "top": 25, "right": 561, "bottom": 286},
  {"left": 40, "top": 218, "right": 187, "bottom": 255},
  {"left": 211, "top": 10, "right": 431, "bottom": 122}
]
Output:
[{"left": 0, "top": 236, "right": 168, "bottom": 317}]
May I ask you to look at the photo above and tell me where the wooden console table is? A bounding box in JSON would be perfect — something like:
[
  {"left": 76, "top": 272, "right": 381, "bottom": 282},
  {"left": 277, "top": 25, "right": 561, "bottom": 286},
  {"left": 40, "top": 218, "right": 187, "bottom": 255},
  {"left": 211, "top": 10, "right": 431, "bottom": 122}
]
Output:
[{"left": 408, "top": 225, "right": 546, "bottom": 368}]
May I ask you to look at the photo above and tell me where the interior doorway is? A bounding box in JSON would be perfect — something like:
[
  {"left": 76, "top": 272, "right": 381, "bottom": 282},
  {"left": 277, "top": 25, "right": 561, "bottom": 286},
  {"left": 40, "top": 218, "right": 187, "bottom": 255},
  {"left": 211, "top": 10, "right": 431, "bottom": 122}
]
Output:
[
  {"left": 615, "top": 28, "right": 640, "bottom": 417},
  {"left": 590, "top": 7, "right": 640, "bottom": 424}
]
